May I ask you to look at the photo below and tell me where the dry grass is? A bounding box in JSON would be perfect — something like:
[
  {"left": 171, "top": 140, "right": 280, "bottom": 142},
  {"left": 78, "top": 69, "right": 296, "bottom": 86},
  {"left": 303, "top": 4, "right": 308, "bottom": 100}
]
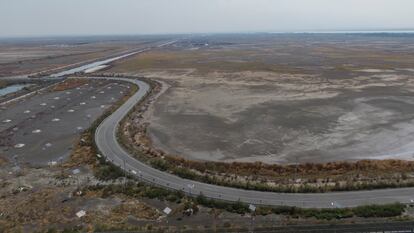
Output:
[
  {"left": 63, "top": 131, "right": 97, "bottom": 169},
  {"left": 0, "top": 188, "right": 76, "bottom": 231},
  {"left": 111, "top": 200, "right": 160, "bottom": 220},
  {"left": 110, "top": 50, "right": 306, "bottom": 74},
  {"left": 52, "top": 78, "right": 89, "bottom": 91},
  {"left": 0, "top": 156, "right": 8, "bottom": 166}
]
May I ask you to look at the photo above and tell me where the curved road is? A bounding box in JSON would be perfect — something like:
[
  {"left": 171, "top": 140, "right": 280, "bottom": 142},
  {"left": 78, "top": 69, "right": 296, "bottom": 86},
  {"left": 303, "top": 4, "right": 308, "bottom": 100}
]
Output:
[{"left": 94, "top": 77, "right": 414, "bottom": 208}]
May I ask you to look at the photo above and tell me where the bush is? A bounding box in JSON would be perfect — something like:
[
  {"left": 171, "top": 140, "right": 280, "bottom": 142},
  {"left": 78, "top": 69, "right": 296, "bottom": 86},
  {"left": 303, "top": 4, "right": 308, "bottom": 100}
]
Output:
[
  {"left": 300, "top": 208, "right": 353, "bottom": 220},
  {"left": 256, "top": 203, "right": 405, "bottom": 220},
  {"left": 353, "top": 203, "right": 405, "bottom": 218},
  {"left": 150, "top": 158, "right": 171, "bottom": 171},
  {"left": 173, "top": 167, "right": 198, "bottom": 180},
  {"left": 94, "top": 163, "right": 124, "bottom": 181},
  {"left": 195, "top": 194, "right": 250, "bottom": 214}
]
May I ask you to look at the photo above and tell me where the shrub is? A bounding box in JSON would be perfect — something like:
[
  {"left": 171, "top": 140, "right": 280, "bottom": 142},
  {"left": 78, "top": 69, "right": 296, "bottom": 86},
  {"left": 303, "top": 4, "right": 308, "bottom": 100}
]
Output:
[
  {"left": 195, "top": 194, "right": 250, "bottom": 214},
  {"left": 353, "top": 203, "right": 405, "bottom": 218},
  {"left": 94, "top": 163, "right": 124, "bottom": 181},
  {"left": 172, "top": 167, "right": 198, "bottom": 179},
  {"left": 256, "top": 203, "right": 405, "bottom": 220},
  {"left": 150, "top": 158, "right": 171, "bottom": 171}
]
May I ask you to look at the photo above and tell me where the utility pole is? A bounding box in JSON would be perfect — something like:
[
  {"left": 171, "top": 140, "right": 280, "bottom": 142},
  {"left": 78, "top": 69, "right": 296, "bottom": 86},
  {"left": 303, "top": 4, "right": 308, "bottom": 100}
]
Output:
[
  {"left": 13, "top": 155, "right": 21, "bottom": 188},
  {"left": 123, "top": 159, "right": 127, "bottom": 192},
  {"left": 249, "top": 204, "right": 256, "bottom": 233},
  {"left": 187, "top": 183, "right": 194, "bottom": 196},
  {"left": 213, "top": 208, "right": 217, "bottom": 233}
]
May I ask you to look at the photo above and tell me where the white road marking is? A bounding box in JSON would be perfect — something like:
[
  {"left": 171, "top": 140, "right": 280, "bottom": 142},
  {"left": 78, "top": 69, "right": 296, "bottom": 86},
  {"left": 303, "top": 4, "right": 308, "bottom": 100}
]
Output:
[
  {"left": 76, "top": 126, "right": 83, "bottom": 130},
  {"left": 80, "top": 102, "right": 86, "bottom": 105},
  {"left": 54, "top": 97, "right": 60, "bottom": 100},
  {"left": 100, "top": 105, "right": 106, "bottom": 108},
  {"left": 68, "top": 109, "right": 75, "bottom": 113},
  {"left": 91, "top": 96, "right": 96, "bottom": 99},
  {"left": 14, "top": 143, "right": 25, "bottom": 148},
  {"left": 24, "top": 110, "right": 31, "bottom": 114},
  {"left": 45, "top": 143, "right": 52, "bottom": 147},
  {"left": 52, "top": 118, "right": 60, "bottom": 122},
  {"left": 66, "top": 91, "right": 71, "bottom": 94},
  {"left": 32, "top": 129, "right": 42, "bottom": 134},
  {"left": 99, "top": 91, "right": 105, "bottom": 94},
  {"left": 2, "top": 119, "right": 12, "bottom": 123},
  {"left": 40, "top": 103, "right": 47, "bottom": 106}
]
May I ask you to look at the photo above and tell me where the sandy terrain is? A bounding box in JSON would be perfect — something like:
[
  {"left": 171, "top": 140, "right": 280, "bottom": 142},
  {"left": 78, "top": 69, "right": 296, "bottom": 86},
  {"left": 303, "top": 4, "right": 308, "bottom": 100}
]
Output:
[{"left": 110, "top": 34, "right": 414, "bottom": 164}]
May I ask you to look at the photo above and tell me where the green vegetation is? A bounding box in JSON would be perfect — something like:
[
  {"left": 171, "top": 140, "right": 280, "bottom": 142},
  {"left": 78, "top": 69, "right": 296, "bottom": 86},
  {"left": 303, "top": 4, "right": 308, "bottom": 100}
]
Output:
[
  {"left": 93, "top": 160, "right": 125, "bottom": 181},
  {"left": 353, "top": 203, "right": 406, "bottom": 218},
  {"left": 140, "top": 159, "right": 414, "bottom": 194},
  {"left": 256, "top": 203, "right": 406, "bottom": 220},
  {"left": 195, "top": 194, "right": 250, "bottom": 214},
  {"left": 84, "top": 181, "right": 406, "bottom": 220}
]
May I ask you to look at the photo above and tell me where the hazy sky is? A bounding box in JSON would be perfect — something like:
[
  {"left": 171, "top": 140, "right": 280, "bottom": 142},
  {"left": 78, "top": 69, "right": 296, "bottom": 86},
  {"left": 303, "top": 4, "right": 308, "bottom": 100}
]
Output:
[{"left": 1, "top": 0, "right": 414, "bottom": 37}]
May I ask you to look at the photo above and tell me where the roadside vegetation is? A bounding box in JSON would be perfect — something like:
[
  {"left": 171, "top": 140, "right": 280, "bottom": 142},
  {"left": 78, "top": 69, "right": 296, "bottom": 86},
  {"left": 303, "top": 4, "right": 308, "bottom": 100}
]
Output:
[
  {"left": 52, "top": 78, "right": 88, "bottom": 91},
  {"left": 57, "top": 75, "right": 410, "bottom": 233},
  {"left": 71, "top": 95, "right": 408, "bottom": 221},
  {"left": 115, "top": 75, "right": 414, "bottom": 194},
  {"left": 82, "top": 182, "right": 406, "bottom": 220},
  {"left": 64, "top": 75, "right": 138, "bottom": 181}
]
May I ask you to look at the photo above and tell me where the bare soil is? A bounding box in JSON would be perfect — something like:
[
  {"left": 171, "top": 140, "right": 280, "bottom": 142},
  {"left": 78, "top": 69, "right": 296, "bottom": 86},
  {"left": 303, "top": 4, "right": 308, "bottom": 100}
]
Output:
[{"left": 110, "top": 34, "right": 414, "bottom": 165}]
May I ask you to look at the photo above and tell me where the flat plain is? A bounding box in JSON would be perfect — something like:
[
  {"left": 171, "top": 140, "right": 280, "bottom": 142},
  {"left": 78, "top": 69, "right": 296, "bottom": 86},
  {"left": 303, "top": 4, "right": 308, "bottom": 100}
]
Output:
[
  {"left": 110, "top": 33, "right": 414, "bottom": 164},
  {"left": 0, "top": 36, "right": 169, "bottom": 77}
]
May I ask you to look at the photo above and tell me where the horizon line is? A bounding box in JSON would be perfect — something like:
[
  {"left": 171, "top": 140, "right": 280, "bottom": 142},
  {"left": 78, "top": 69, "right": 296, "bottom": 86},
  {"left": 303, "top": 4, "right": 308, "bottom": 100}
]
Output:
[{"left": 1, "top": 29, "right": 414, "bottom": 40}]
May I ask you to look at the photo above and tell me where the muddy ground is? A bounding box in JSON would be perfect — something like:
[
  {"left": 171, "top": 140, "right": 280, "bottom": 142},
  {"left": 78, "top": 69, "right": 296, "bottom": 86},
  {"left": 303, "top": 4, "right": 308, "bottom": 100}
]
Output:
[
  {"left": 110, "top": 33, "right": 414, "bottom": 164},
  {"left": 0, "top": 35, "right": 170, "bottom": 77}
]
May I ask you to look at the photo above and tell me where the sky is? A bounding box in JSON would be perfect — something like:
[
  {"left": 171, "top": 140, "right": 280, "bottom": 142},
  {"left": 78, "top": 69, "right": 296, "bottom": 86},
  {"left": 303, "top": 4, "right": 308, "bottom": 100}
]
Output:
[{"left": 1, "top": 0, "right": 414, "bottom": 37}]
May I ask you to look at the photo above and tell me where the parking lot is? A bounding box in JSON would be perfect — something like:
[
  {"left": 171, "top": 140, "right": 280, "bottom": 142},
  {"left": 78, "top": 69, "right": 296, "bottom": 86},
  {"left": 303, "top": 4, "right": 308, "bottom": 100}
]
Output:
[{"left": 0, "top": 79, "right": 131, "bottom": 165}]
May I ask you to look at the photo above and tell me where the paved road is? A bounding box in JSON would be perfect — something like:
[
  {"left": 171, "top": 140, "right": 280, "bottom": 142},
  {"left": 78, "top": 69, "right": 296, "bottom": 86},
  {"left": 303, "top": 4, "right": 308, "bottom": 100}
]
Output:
[
  {"left": 94, "top": 77, "right": 414, "bottom": 208},
  {"left": 5, "top": 39, "right": 414, "bottom": 208}
]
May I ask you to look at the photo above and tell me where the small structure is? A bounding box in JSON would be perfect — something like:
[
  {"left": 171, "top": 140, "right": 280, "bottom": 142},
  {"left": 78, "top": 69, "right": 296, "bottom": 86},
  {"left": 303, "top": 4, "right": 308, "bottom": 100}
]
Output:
[
  {"left": 249, "top": 204, "right": 256, "bottom": 212},
  {"left": 72, "top": 169, "right": 81, "bottom": 175},
  {"left": 163, "top": 207, "right": 172, "bottom": 215},
  {"left": 76, "top": 210, "right": 86, "bottom": 218}
]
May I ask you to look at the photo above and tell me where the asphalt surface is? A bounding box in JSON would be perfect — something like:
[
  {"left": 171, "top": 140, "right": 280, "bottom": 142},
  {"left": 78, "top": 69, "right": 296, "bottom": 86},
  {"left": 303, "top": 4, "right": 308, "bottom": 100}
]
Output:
[
  {"left": 0, "top": 79, "right": 131, "bottom": 165},
  {"left": 94, "top": 77, "right": 414, "bottom": 208}
]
